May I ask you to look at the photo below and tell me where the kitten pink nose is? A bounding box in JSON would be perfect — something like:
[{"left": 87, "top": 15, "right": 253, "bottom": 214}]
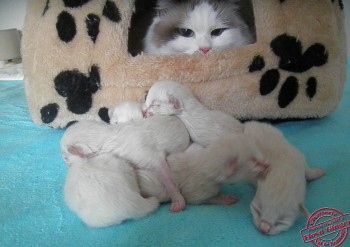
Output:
[
  {"left": 199, "top": 47, "right": 210, "bottom": 54},
  {"left": 259, "top": 221, "right": 271, "bottom": 234}
]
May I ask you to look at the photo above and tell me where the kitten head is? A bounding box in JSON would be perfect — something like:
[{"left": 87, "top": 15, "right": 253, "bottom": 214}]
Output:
[
  {"left": 109, "top": 101, "right": 144, "bottom": 124},
  {"left": 143, "top": 80, "right": 193, "bottom": 117},
  {"left": 146, "top": 0, "right": 254, "bottom": 55},
  {"left": 250, "top": 170, "right": 308, "bottom": 235},
  {"left": 250, "top": 198, "right": 306, "bottom": 235}
]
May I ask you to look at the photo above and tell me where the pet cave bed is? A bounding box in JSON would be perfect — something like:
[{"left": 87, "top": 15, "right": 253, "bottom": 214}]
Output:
[{"left": 21, "top": 0, "right": 347, "bottom": 128}]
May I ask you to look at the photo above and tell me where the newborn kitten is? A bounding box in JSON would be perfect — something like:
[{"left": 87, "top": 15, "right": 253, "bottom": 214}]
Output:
[
  {"left": 109, "top": 101, "right": 144, "bottom": 124},
  {"left": 143, "top": 80, "right": 244, "bottom": 147},
  {"left": 137, "top": 135, "right": 270, "bottom": 205},
  {"left": 144, "top": 0, "right": 255, "bottom": 55},
  {"left": 64, "top": 150, "right": 159, "bottom": 228},
  {"left": 61, "top": 116, "right": 190, "bottom": 212},
  {"left": 244, "top": 121, "right": 325, "bottom": 235}
]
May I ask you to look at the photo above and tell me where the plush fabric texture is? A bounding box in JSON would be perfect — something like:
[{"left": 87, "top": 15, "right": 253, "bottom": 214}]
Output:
[
  {"left": 21, "top": 0, "right": 347, "bottom": 128},
  {"left": 1, "top": 60, "right": 350, "bottom": 245}
]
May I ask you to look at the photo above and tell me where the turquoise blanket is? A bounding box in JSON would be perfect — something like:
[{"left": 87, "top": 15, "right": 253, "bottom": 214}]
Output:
[{"left": 1, "top": 60, "right": 349, "bottom": 247}]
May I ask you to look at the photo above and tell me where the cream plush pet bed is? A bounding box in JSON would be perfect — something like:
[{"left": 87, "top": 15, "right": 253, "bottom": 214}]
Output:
[{"left": 21, "top": 0, "right": 346, "bottom": 128}]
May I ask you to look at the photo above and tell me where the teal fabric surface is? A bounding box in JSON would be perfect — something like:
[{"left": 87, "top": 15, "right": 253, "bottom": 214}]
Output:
[{"left": 1, "top": 61, "right": 349, "bottom": 247}]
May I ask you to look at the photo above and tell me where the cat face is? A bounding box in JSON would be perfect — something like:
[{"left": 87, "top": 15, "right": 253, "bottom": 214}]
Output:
[
  {"left": 250, "top": 197, "right": 300, "bottom": 235},
  {"left": 143, "top": 93, "right": 182, "bottom": 117},
  {"left": 145, "top": 0, "right": 254, "bottom": 55},
  {"left": 143, "top": 80, "right": 189, "bottom": 117}
]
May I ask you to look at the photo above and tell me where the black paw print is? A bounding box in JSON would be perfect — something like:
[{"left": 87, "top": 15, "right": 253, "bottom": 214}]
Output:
[
  {"left": 39, "top": 0, "right": 122, "bottom": 125},
  {"left": 249, "top": 34, "right": 328, "bottom": 108},
  {"left": 270, "top": 34, "right": 328, "bottom": 73},
  {"left": 43, "top": 0, "right": 121, "bottom": 43},
  {"left": 331, "top": 0, "right": 344, "bottom": 10},
  {"left": 54, "top": 65, "right": 101, "bottom": 114}
]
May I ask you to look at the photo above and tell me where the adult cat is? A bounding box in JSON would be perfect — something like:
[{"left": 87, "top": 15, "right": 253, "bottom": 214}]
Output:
[{"left": 144, "top": 0, "right": 255, "bottom": 55}]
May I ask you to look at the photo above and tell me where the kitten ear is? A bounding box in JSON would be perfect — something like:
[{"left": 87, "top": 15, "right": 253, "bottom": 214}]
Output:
[
  {"left": 250, "top": 201, "right": 261, "bottom": 218},
  {"left": 252, "top": 158, "right": 270, "bottom": 179},
  {"left": 299, "top": 204, "right": 310, "bottom": 218},
  {"left": 68, "top": 143, "right": 94, "bottom": 159},
  {"left": 167, "top": 94, "right": 181, "bottom": 110}
]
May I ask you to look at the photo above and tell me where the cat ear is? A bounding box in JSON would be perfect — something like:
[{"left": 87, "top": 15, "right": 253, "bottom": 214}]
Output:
[
  {"left": 299, "top": 204, "right": 310, "bottom": 218},
  {"left": 167, "top": 94, "right": 181, "bottom": 110},
  {"left": 250, "top": 201, "right": 261, "bottom": 218},
  {"left": 252, "top": 158, "right": 270, "bottom": 179},
  {"left": 68, "top": 143, "right": 94, "bottom": 159},
  {"left": 156, "top": 0, "right": 174, "bottom": 12}
]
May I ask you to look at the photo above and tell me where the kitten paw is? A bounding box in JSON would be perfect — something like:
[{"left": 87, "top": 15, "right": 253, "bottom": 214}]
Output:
[
  {"left": 169, "top": 199, "right": 186, "bottom": 213},
  {"left": 207, "top": 194, "right": 238, "bottom": 205}
]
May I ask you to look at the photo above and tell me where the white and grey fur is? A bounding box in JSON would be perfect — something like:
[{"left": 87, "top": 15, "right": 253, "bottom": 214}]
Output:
[
  {"left": 108, "top": 101, "right": 144, "bottom": 124},
  {"left": 144, "top": 0, "right": 255, "bottom": 55},
  {"left": 245, "top": 121, "right": 325, "bottom": 235},
  {"left": 137, "top": 135, "right": 270, "bottom": 205},
  {"left": 143, "top": 80, "right": 244, "bottom": 147},
  {"left": 61, "top": 116, "right": 190, "bottom": 212},
  {"left": 64, "top": 151, "right": 159, "bottom": 228}
]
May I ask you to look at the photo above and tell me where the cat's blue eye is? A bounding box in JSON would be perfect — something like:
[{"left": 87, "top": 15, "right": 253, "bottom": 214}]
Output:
[
  {"left": 211, "top": 28, "right": 227, "bottom": 37},
  {"left": 178, "top": 28, "right": 194, "bottom": 38}
]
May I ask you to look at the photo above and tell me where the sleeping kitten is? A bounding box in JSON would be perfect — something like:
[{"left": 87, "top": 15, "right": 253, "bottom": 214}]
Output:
[
  {"left": 61, "top": 116, "right": 190, "bottom": 212},
  {"left": 108, "top": 101, "right": 144, "bottom": 124},
  {"left": 244, "top": 121, "right": 325, "bottom": 235},
  {"left": 143, "top": 80, "right": 244, "bottom": 147},
  {"left": 64, "top": 150, "right": 159, "bottom": 228},
  {"left": 137, "top": 135, "right": 270, "bottom": 205},
  {"left": 144, "top": 0, "right": 255, "bottom": 55}
]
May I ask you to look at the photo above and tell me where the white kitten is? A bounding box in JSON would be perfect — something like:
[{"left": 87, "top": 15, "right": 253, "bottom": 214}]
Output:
[
  {"left": 64, "top": 150, "right": 159, "bottom": 228},
  {"left": 137, "top": 135, "right": 270, "bottom": 205},
  {"left": 244, "top": 121, "right": 325, "bottom": 235},
  {"left": 144, "top": 0, "right": 255, "bottom": 55},
  {"left": 143, "top": 80, "right": 244, "bottom": 147},
  {"left": 61, "top": 116, "right": 190, "bottom": 212},
  {"left": 108, "top": 101, "right": 144, "bottom": 124}
]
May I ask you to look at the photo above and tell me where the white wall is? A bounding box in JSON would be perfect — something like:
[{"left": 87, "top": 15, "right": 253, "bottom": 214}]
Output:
[
  {"left": 0, "top": 0, "right": 27, "bottom": 30},
  {"left": 0, "top": 0, "right": 349, "bottom": 55}
]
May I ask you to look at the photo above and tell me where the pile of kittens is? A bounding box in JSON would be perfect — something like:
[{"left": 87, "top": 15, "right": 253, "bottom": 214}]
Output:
[
  {"left": 61, "top": 79, "right": 325, "bottom": 235},
  {"left": 60, "top": 0, "right": 323, "bottom": 235}
]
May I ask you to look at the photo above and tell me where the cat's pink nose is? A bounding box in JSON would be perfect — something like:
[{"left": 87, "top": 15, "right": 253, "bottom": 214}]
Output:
[
  {"left": 259, "top": 221, "right": 271, "bottom": 234},
  {"left": 199, "top": 47, "right": 210, "bottom": 54}
]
